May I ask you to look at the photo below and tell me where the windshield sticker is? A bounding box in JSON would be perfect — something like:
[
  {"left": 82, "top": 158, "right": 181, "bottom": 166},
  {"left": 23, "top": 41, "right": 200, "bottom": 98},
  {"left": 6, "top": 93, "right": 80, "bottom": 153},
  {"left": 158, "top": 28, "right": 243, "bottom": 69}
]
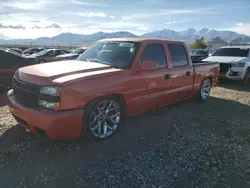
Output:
[{"left": 119, "top": 43, "right": 134, "bottom": 48}]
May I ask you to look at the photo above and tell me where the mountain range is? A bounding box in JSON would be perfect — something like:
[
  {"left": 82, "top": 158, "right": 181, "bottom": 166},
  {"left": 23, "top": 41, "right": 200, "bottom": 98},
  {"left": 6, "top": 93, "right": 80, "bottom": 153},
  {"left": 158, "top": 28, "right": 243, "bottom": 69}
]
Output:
[{"left": 0, "top": 28, "right": 250, "bottom": 46}]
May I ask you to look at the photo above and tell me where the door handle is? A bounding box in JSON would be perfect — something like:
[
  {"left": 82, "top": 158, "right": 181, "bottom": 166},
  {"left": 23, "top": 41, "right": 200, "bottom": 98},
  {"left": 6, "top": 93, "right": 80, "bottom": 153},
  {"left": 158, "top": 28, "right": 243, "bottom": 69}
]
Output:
[
  {"left": 186, "top": 71, "right": 192, "bottom": 76},
  {"left": 164, "top": 73, "right": 171, "bottom": 79}
]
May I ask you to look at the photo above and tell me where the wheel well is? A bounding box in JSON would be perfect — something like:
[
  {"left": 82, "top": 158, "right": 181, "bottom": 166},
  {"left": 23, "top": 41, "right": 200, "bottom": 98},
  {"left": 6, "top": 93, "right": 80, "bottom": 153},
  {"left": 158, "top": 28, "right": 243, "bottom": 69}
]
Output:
[
  {"left": 111, "top": 94, "right": 127, "bottom": 116},
  {"left": 208, "top": 76, "right": 212, "bottom": 85}
]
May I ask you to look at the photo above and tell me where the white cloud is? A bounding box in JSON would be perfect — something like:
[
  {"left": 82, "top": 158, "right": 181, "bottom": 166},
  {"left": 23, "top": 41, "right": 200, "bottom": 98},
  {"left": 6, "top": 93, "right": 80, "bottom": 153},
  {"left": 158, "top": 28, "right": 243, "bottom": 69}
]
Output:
[
  {"left": 0, "top": 20, "right": 62, "bottom": 30},
  {"left": 79, "top": 12, "right": 106, "bottom": 18},
  {"left": 0, "top": 28, "right": 61, "bottom": 39},
  {"left": 109, "top": 16, "right": 115, "bottom": 19},
  {"left": 218, "top": 22, "right": 250, "bottom": 36},
  {"left": 136, "top": 26, "right": 149, "bottom": 31},
  {"left": 131, "top": 8, "right": 217, "bottom": 19},
  {"left": 10, "top": 1, "right": 50, "bottom": 10},
  {"left": 237, "top": 22, "right": 243, "bottom": 27},
  {"left": 164, "top": 20, "right": 189, "bottom": 25},
  {"left": 159, "top": 8, "right": 217, "bottom": 15},
  {"left": 121, "top": 16, "right": 132, "bottom": 21},
  {"left": 72, "top": 0, "right": 108, "bottom": 7}
]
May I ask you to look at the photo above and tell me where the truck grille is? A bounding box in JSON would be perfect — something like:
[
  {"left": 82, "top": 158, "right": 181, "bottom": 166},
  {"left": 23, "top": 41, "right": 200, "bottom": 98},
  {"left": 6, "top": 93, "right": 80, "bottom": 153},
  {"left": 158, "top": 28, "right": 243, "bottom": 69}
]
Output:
[
  {"left": 219, "top": 63, "right": 231, "bottom": 74},
  {"left": 12, "top": 77, "right": 39, "bottom": 108}
]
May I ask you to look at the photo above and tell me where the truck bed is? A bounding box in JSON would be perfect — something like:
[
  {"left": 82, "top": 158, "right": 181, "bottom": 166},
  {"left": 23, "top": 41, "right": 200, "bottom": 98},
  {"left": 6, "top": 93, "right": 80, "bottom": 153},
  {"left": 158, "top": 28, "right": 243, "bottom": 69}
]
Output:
[{"left": 192, "top": 61, "right": 220, "bottom": 88}]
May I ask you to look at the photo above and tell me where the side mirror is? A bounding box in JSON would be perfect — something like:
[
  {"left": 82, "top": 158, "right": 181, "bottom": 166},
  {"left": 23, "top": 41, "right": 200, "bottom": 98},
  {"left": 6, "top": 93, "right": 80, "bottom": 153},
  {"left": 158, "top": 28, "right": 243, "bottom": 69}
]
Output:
[{"left": 141, "top": 60, "right": 158, "bottom": 71}]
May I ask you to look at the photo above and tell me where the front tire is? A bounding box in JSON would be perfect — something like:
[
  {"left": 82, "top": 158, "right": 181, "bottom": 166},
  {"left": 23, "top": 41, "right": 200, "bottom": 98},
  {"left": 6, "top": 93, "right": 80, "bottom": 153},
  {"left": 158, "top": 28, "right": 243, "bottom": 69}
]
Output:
[
  {"left": 197, "top": 78, "right": 211, "bottom": 101},
  {"left": 83, "top": 96, "right": 122, "bottom": 141}
]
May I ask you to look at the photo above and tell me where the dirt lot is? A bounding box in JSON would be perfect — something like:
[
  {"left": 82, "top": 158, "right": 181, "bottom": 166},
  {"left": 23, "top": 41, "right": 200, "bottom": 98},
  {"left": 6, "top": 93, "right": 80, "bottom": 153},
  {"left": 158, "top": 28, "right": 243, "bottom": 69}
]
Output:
[{"left": 0, "top": 82, "right": 250, "bottom": 188}]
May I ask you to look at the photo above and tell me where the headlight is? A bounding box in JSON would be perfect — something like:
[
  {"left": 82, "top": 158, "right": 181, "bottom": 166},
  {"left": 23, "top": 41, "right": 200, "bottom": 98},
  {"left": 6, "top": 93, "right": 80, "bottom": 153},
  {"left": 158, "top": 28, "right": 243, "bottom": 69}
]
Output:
[
  {"left": 39, "top": 86, "right": 62, "bottom": 96},
  {"left": 38, "top": 100, "right": 60, "bottom": 110},
  {"left": 38, "top": 86, "right": 61, "bottom": 110},
  {"left": 231, "top": 62, "right": 245, "bottom": 67}
]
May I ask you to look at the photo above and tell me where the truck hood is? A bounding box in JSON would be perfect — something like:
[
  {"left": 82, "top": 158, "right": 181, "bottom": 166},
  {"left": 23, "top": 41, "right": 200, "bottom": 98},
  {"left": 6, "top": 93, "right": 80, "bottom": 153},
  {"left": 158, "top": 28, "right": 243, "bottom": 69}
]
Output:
[
  {"left": 203, "top": 56, "right": 248, "bottom": 64},
  {"left": 16, "top": 60, "right": 122, "bottom": 85}
]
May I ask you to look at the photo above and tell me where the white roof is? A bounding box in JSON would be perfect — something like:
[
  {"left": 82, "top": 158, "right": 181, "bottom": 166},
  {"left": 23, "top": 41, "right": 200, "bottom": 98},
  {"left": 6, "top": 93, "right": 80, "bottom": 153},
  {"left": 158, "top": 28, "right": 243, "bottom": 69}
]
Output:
[{"left": 221, "top": 45, "right": 250, "bottom": 49}]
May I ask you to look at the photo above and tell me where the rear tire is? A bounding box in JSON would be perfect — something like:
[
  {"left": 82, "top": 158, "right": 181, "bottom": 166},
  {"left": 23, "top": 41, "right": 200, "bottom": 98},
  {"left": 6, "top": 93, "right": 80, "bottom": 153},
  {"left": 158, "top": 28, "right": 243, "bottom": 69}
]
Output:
[
  {"left": 83, "top": 96, "right": 123, "bottom": 141},
  {"left": 38, "top": 60, "right": 46, "bottom": 64},
  {"left": 243, "top": 69, "right": 250, "bottom": 85},
  {"left": 197, "top": 78, "right": 211, "bottom": 101}
]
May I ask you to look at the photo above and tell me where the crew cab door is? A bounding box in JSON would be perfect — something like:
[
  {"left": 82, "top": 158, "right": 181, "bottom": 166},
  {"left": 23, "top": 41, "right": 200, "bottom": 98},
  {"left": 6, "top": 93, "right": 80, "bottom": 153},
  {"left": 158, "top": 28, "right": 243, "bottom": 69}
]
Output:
[
  {"left": 166, "top": 43, "right": 194, "bottom": 100},
  {"left": 128, "top": 42, "right": 171, "bottom": 115}
]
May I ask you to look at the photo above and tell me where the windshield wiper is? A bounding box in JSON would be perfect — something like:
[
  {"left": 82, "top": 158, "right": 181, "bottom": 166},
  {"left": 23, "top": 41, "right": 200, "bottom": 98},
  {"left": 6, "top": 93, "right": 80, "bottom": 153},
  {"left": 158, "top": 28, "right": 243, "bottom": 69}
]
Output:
[{"left": 83, "top": 58, "right": 121, "bottom": 69}]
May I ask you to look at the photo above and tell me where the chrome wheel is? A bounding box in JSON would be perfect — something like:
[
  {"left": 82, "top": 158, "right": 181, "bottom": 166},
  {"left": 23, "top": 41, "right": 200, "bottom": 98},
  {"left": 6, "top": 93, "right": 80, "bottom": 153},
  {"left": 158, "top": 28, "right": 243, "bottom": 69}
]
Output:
[
  {"left": 89, "top": 100, "right": 121, "bottom": 138},
  {"left": 201, "top": 79, "right": 211, "bottom": 100}
]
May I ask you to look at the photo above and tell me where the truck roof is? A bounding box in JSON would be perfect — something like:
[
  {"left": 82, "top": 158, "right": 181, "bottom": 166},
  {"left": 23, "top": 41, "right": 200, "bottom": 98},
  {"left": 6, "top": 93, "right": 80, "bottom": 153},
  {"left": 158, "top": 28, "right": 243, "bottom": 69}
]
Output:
[{"left": 98, "top": 38, "right": 185, "bottom": 43}]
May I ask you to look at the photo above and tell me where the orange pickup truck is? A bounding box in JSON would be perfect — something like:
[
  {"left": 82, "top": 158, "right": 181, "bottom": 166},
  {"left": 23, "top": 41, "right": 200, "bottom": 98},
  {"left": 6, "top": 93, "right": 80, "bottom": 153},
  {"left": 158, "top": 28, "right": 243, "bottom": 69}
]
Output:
[{"left": 8, "top": 38, "right": 219, "bottom": 140}]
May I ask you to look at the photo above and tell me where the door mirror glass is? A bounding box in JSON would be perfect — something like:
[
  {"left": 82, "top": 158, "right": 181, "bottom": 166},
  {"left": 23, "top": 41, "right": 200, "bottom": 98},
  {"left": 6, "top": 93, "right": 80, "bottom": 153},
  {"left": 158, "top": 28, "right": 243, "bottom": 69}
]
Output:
[{"left": 141, "top": 60, "right": 158, "bottom": 71}]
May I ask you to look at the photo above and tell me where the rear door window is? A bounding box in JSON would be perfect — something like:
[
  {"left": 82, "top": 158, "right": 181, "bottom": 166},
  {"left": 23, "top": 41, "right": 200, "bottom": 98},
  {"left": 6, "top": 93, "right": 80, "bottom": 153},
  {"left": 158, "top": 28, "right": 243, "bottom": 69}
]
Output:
[
  {"left": 140, "top": 43, "right": 167, "bottom": 68},
  {"left": 47, "top": 50, "right": 56, "bottom": 56},
  {"left": 58, "top": 50, "right": 66, "bottom": 55},
  {"left": 168, "top": 43, "right": 188, "bottom": 67}
]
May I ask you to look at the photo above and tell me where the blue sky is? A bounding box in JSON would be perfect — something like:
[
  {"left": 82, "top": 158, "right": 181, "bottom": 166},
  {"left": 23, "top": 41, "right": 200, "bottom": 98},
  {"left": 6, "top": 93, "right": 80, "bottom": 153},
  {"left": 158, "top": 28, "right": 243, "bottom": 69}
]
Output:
[{"left": 0, "top": 0, "right": 250, "bottom": 39}]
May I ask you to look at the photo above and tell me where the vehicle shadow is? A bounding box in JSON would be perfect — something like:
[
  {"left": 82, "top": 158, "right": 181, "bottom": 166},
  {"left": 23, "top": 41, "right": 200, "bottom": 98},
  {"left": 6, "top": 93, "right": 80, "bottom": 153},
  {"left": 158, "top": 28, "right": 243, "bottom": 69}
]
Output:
[
  {"left": 218, "top": 79, "right": 250, "bottom": 92},
  {"left": 0, "top": 95, "right": 249, "bottom": 163}
]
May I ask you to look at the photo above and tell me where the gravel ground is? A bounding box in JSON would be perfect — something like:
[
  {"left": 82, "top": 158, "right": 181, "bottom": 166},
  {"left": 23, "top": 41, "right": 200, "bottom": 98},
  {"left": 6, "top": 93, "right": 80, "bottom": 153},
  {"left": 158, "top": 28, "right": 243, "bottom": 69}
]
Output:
[{"left": 0, "top": 81, "right": 250, "bottom": 188}]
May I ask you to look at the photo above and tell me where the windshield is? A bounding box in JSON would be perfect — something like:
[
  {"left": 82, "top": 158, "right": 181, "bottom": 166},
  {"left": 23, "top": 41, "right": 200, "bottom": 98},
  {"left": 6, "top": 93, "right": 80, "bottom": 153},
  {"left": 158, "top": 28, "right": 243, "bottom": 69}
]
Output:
[
  {"left": 37, "top": 49, "right": 52, "bottom": 56},
  {"left": 213, "top": 48, "right": 249, "bottom": 57},
  {"left": 77, "top": 41, "right": 139, "bottom": 69},
  {"left": 71, "top": 48, "right": 86, "bottom": 55}
]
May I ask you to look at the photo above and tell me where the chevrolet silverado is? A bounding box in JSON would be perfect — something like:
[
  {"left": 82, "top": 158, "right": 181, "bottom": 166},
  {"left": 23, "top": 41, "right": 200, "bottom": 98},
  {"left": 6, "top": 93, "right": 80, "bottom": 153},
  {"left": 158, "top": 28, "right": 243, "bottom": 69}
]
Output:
[{"left": 8, "top": 38, "right": 219, "bottom": 140}]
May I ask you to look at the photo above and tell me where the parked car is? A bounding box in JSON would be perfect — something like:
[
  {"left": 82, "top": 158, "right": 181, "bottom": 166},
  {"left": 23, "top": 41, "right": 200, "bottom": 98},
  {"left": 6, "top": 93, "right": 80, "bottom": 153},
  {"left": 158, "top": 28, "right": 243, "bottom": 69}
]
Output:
[
  {"left": 11, "top": 48, "right": 23, "bottom": 54},
  {"left": 22, "top": 47, "right": 46, "bottom": 56},
  {"left": 53, "top": 47, "right": 87, "bottom": 61},
  {"left": 203, "top": 45, "right": 250, "bottom": 84},
  {"left": 190, "top": 49, "right": 209, "bottom": 63},
  {"left": 0, "top": 48, "right": 38, "bottom": 88},
  {"left": 29, "top": 49, "right": 70, "bottom": 63},
  {"left": 7, "top": 38, "right": 219, "bottom": 140}
]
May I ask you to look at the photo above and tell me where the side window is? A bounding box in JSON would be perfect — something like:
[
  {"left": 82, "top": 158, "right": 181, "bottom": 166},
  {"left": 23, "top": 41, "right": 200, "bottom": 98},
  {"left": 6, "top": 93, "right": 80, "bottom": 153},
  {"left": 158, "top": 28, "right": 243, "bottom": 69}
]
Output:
[
  {"left": 168, "top": 43, "right": 188, "bottom": 67},
  {"left": 140, "top": 43, "right": 167, "bottom": 68},
  {"left": 33, "top": 49, "right": 39, "bottom": 53},
  {"left": 60, "top": 50, "right": 66, "bottom": 54},
  {"left": 47, "top": 50, "right": 55, "bottom": 56}
]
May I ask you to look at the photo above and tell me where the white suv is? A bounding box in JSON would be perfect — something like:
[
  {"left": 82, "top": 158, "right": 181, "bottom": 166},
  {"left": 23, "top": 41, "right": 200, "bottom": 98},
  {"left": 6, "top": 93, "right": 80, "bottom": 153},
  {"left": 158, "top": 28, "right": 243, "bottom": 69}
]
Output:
[{"left": 203, "top": 45, "right": 250, "bottom": 84}]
